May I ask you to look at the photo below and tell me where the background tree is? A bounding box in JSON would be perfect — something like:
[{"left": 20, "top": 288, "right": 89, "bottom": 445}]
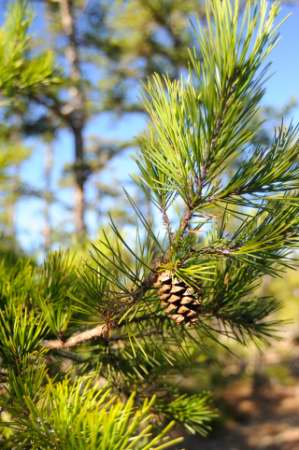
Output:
[
  {"left": 0, "top": 0, "right": 59, "bottom": 253},
  {"left": 5, "top": 0, "right": 207, "bottom": 246}
]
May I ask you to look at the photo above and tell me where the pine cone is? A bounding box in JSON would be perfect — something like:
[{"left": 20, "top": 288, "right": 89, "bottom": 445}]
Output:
[{"left": 154, "top": 270, "right": 202, "bottom": 325}]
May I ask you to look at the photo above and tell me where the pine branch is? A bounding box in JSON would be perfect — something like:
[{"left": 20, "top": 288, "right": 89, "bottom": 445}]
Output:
[
  {"left": 43, "top": 324, "right": 109, "bottom": 349},
  {"left": 177, "top": 206, "right": 195, "bottom": 240},
  {"left": 43, "top": 314, "right": 170, "bottom": 350}
]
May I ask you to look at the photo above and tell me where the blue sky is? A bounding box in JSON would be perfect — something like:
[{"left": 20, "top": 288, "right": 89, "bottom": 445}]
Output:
[
  {"left": 2, "top": 2, "right": 299, "bottom": 253},
  {"left": 263, "top": 3, "right": 299, "bottom": 109}
]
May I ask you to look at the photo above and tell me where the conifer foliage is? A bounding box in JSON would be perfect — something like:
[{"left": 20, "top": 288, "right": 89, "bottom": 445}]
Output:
[
  {"left": 1, "top": 0, "right": 299, "bottom": 448},
  {"left": 0, "top": 1, "right": 58, "bottom": 97}
]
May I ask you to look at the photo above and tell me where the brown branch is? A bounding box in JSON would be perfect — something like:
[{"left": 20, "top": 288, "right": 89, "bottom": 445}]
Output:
[
  {"left": 162, "top": 207, "right": 173, "bottom": 243},
  {"left": 43, "top": 314, "right": 165, "bottom": 351},
  {"left": 43, "top": 324, "right": 109, "bottom": 349},
  {"left": 176, "top": 207, "right": 193, "bottom": 242}
]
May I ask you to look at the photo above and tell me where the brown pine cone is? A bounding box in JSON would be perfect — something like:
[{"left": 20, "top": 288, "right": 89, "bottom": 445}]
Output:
[{"left": 154, "top": 270, "right": 202, "bottom": 325}]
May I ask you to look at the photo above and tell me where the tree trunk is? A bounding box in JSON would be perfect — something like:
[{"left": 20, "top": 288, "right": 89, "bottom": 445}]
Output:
[
  {"left": 58, "top": 0, "right": 87, "bottom": 238},
  {"left": 73, "top": 127, "right": 87, "bottom": 237}
]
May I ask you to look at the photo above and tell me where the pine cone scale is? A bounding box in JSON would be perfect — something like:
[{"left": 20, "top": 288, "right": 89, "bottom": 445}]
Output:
[
  {"left": 168, "top": 295, "right": 181, "bottom": 303},
  {"left": 165, "top": 304, "right": 177, "bottom": 314},
  {"left": 170, "top": 285, "right": 185, "bottom": 294},
  {"left": 159, "top": 285, "right": 171, "bottom": 295},
  {"left": 181, "top": 296, "right": 193, "bottom": 304}
]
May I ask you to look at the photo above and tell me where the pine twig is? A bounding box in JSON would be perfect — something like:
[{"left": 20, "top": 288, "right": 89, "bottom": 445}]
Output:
[
  {"left": 43, "top": 315, "right": 166, "bottom": 350},
  {"left": 43, "top": 324, "right": 109, "bottom": 349},
  {"left": 162, "top": 207, "right": 173, "bottom": 242},
  {"left": 180, "top": 208, "right": 193, "bottom": 235},
  {"left": 176, "top": 206, "right": 195, "bottom": 242}
]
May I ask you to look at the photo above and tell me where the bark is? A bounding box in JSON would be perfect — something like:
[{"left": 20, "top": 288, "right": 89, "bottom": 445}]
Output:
[
  {"left": 43, "top": 324, "right": 109, "bottom": 349},
  {"left": 58, "top": 0, "right": 87, "bottom": 238}
]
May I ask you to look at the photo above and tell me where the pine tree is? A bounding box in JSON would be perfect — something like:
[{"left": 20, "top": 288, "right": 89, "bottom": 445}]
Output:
[
  {"left": 1, "top": 0, "right": 299, "bottom": 448},
  {"left": 0, "top": 0, "right": 60, "bottom": 253},
  {"left": 10, "top": 0, "right": 207, "bottom": 243}
]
